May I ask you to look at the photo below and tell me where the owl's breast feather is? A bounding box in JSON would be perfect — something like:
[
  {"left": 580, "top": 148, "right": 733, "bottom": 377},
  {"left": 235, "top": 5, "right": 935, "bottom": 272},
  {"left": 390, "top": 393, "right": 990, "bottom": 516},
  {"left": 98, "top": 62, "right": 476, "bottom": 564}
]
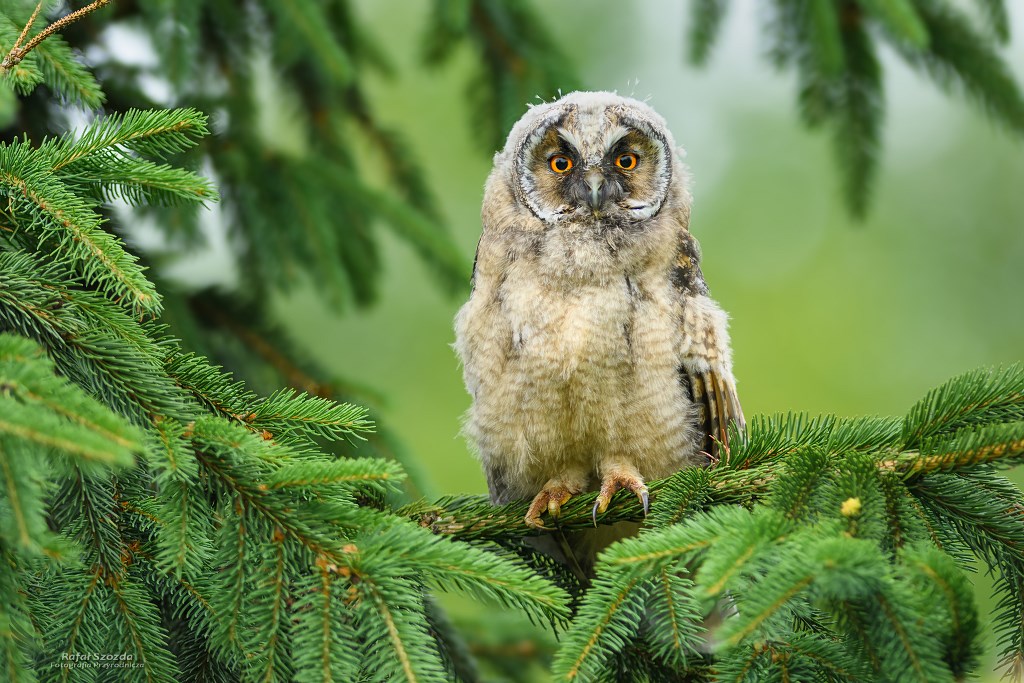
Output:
[
  {"left": 456, "top": 260, "right": 699, "bottom": 493},
  {"left": 505, "top": 279, "right": 633, "bottom": 382}
]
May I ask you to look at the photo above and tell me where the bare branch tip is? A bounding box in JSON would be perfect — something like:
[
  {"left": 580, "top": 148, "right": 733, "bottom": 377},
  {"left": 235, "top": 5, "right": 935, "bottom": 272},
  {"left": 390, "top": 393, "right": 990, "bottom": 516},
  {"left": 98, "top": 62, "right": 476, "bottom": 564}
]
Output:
[{"left": 0, "top": 0, "right": 113, "bottom": 75}]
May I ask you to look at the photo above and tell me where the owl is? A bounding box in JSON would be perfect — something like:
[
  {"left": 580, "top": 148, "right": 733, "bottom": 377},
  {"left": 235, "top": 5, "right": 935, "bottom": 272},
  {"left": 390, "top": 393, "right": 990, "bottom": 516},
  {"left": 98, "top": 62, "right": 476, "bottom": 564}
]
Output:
[{"left": 454, "top": 91, "right": 743, "bottom": 535}]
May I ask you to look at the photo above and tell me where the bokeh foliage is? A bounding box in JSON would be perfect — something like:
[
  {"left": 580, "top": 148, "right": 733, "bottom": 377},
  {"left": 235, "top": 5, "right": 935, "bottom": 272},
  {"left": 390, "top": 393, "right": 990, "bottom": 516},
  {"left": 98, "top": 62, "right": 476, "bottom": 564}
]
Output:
[{"left": 690, "top": 0, "right": 1024, "bottom": 216}]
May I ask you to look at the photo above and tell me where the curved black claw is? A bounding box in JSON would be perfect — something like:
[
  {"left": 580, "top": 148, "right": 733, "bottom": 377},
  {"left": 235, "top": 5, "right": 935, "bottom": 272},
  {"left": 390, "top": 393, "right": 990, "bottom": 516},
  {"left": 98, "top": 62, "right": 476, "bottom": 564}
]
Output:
[{"left": 592, "top": 499, "right": 600, "bottom": 527}]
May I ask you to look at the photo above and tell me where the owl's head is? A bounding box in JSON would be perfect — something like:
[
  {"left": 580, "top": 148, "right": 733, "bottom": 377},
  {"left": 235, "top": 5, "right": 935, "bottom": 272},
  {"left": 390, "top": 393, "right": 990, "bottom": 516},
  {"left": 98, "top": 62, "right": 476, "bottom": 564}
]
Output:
[{"left": 502, "top": 91, "right": 679, "bottom": 228}]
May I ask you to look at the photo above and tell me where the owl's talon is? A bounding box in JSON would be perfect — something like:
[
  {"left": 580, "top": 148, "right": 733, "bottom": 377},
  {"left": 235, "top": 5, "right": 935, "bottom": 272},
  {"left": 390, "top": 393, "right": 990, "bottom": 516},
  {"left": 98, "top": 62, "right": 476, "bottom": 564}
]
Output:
[
  {"left": 548, "top": 497, "right": 562, "bottom": 519},
  {"left": 524, "top": 514, "right": 550, "bottom": 530},
  {"left": 525, "top": 484, "right": 576, "bottom": 529},
  {"left": 591, "top": 473, "right": 648, "bottom": 525},
  {"left": 528, "top": 509, "right": 552, "bottom": 532}
]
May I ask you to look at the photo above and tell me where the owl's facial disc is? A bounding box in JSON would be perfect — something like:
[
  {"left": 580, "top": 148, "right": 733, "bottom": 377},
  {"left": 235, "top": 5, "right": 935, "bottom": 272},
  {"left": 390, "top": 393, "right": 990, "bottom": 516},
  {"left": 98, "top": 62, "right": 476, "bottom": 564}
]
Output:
[{"left": 516, "top": 107, "right": 672, "bottom": 226}]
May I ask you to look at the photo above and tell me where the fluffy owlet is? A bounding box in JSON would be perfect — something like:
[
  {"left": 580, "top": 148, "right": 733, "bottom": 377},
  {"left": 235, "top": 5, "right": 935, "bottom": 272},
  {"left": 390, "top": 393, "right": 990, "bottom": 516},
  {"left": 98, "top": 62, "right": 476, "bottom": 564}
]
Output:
[{"left": 454, "top": 91, "right": 743, "bottom": 545}]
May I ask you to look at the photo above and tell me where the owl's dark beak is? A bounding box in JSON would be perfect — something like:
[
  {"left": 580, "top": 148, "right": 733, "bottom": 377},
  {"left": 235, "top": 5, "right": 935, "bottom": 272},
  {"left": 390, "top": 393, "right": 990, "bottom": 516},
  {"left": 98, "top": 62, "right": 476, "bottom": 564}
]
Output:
[{"left": 584, "top": 170, "right": 605, "bottom": 211}]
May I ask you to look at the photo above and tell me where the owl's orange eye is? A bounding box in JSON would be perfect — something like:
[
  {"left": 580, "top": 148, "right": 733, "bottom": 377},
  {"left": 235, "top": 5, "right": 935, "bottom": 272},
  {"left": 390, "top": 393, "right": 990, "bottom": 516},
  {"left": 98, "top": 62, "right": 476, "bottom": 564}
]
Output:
[
  {"left": 615, "top": 153, "right": 638, "bottom": 170},
  {"left": 549, "top": 155, "right": 573, "bottom": 173}
]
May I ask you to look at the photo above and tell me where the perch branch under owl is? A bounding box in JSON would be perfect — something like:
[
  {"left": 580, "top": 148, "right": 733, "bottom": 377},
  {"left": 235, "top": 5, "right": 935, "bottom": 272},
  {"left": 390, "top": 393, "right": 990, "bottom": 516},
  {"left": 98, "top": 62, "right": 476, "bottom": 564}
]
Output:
[{"left": 409, "top": 438, "right": 1024, "bottom": 542}]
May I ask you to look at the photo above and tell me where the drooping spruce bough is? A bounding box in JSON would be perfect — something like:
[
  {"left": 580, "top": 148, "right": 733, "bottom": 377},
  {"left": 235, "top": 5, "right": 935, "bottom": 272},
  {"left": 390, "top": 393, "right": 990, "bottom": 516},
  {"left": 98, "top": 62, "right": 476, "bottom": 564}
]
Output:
[{"left": 1, "top": 1, "right": 1023, "bottom": 682}]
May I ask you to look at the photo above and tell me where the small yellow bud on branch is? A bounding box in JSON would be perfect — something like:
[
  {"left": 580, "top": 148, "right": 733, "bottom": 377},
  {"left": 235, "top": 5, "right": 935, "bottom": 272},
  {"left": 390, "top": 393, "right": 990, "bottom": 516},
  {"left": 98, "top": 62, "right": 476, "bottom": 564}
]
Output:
[{"left": 841, "top": 497, "right": 862, "bottom": 517}]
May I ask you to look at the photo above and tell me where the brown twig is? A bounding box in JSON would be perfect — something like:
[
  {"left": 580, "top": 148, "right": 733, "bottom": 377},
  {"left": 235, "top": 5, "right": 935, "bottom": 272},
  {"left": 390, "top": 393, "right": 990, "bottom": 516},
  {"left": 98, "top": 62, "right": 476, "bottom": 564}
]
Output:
[
  {"left": 11, "top": 3, "right": 44, "bottom": 55},
  {"left": 0, "top": 0, "right": 112, "bottom": 75}
]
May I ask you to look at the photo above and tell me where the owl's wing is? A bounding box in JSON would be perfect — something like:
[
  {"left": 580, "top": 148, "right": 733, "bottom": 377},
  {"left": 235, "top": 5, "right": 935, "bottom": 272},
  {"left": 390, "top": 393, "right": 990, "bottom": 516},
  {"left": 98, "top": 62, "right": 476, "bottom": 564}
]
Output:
[
  {"left": 672, "top": 232, "right": 745, "bottom": 458},
  {"left": 684, "top": 363, "right": 744, "bottom": 458}
]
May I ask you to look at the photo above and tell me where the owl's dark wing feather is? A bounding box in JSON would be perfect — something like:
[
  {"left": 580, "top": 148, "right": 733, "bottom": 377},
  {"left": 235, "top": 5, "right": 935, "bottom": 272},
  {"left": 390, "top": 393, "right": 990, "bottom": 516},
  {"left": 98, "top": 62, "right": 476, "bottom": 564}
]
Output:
[
  {"left": 672, "top": 232, "right": 745, "bottom": 458},
  {"left": 469, "top": 239, "right": 481, "bottom": 292},
  {"left": 687, "top": 367, "right": 745, "bottom": 457}
]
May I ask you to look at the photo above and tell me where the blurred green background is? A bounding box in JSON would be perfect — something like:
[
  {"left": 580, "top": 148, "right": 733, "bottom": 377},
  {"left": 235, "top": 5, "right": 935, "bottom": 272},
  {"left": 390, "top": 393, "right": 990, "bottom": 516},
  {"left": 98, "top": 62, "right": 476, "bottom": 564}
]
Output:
[{"left": 258, "top": 3, "right": 1024, "bottom": 677}]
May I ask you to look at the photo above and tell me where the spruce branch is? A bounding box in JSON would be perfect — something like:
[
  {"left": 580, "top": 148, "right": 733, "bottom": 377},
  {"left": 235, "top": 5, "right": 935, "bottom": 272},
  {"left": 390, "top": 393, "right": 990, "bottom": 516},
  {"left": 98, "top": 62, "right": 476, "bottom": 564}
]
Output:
[
  {"left": 425, "top": 0, "right": 580, "bottom": 151},
  {"left": 149, "top": 475, "right": 214, "bottom": 576},
  {"left": 45, "top": 108, "right": 212, "bottom": 171},
  {"left": 206, "top": 500, "right": 254, "bottom": 666},
  {"left": 643, "top": 571, "right": 704, "bottom": 668},
  {"left": 687, "top": 0, "right": 729, "bottom": 66},
  {"left": 108, "top": 578, "right": 181, "bottom": 680},
  {"left": 0, "top": 564, "right": 35, "bottom": 681},
  {"left": 423, "top": 595, "right": 485, "bottom": 683},
  {"left": 0, "top": 333, "right": 142, "bottom": 449},
  {"left": 0, "top": 149, "right": 163, "bottom": 316},
  {"left": 266, "top": 458, "right": 404, "bottom": 495},
  {"left": 249, "top": 388, "right": 372, "bottom": 441},
  {"left": 190, "top": 418, "right": 353, "bottom": 559},
  {"left": 264, "top": 0, "right": 353, "bottom": 87},
  {"left": 36, "top": 565, "right": 105, "bottom": 672},
  {"left": 414, "top": 468, "right": 885, "bottom": 542},
  {"left": 348, "top": 523, "right": 573, "bottom": 631},
  {"left": 356, "top": 577, "right": 449, "bottom": 682},
  {"left": 292, "top": 565, "right": 360, "bottom": 683},
  {"left": 246, "top": 535, "right": 291, "bottom": 681},
  {"left": 902, "top": 363, "right": 1024, "bottom": 448},
  {"left": 0, "top": 399, "right": 131, "bottom": 463},
  {"left": 416, "top": 417, "right": 1024, "bottom": 542},
  {"left": 974, "top": 0, "right": 1011, "bottom": 43},
  {"left": 32, "top": 32, "right": 104, "bottom": 108},
  {"left": 163, "top": 347, "right": 260, "bottom": 423},
  {"left": 0, "top": 0, "right": 111, "bottom": 75},
  {"left": 858, "top": 0, "right": 929, "bottom": 49},
  {"left": 0, "top": 252, "right": 192, "bottom": 419},
  {"left": 551, "top": 574, "right": 648, "bottom": 681},
  {"left": 145, "top": 417, "right": 198, "bottom": 483},
  {"left": 59, "top": 155, "right": 213, "bottom": 206},
  {"left": 8, "top": 3, "right": 43, "bottom": 65}
]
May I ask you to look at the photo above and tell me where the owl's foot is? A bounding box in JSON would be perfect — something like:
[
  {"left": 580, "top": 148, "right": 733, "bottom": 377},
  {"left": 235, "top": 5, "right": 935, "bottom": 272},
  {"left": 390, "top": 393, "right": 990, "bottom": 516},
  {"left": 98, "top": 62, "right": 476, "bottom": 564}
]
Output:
[
  {"left": 592, "top": 473, "right": 649, "bottom": 526},
  {"left": 524, "top": 484, "right": 578, "bottom": 529}
]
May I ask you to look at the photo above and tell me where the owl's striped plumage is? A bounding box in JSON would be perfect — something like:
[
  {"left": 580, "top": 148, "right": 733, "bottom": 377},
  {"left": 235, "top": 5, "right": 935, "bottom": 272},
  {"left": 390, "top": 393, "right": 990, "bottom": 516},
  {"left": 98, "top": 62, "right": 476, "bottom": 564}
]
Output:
[{"left": 454, "top": 92, "right": 742, "bottom": 570}]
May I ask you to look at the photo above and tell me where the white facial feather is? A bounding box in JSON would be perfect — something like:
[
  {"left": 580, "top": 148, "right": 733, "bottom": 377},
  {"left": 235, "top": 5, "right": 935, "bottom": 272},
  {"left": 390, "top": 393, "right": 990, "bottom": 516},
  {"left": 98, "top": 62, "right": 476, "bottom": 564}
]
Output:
[{"left": 503, "top": 91, "right": 677, "bottom": 225}]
